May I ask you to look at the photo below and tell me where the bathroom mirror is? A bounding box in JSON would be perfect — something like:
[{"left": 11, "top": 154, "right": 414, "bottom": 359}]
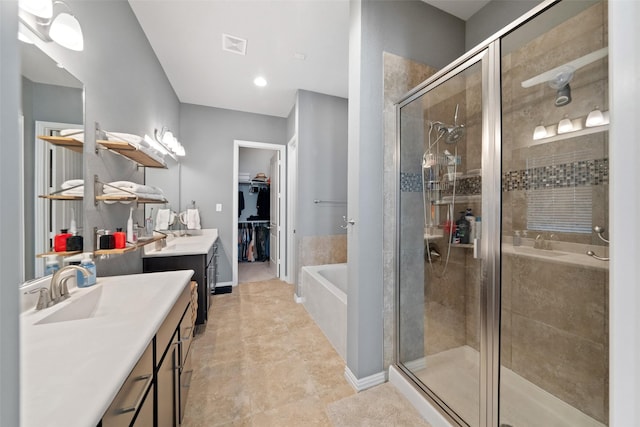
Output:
[{"left": 20, "top": 41, "right": 84, "bottom": 281}]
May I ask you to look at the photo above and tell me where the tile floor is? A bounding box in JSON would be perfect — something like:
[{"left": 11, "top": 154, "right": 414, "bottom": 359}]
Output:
[
  {"left": 237, "top": 262, "right": 275, "bottom": 283},
  {"left": 182, "top": 277, "right": 431, "bottom": 426}
]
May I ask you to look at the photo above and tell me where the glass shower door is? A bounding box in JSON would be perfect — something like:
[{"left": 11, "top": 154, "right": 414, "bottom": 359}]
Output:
[
  {"left": 397, "top": 51, "right": 490, "bottom": 427},
  {"left": 499, "top": 1, "right": 609, "bottom": 426}
]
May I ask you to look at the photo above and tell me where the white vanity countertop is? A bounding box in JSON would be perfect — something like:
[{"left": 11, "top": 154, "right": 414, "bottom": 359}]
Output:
[
  {"left": 143, "top": 228, "right": 218, "bottom": 257},
  {"left": 20, "top": 270, "right": 193, "bottom": 427}
]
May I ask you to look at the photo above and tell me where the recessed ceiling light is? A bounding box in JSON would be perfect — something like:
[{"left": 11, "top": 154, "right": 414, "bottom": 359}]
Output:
[
  {"left": 254, "top": 76, "right": 267, "bottom": 87},
  {"left": 293, "top": 52, "right": 306, "bottom": 61}
]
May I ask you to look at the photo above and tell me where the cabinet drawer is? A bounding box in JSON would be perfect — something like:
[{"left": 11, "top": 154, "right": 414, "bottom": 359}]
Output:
[
  {"left": 101, "top": 341, "right": 153, "bottom": 427},
  {"left": 157, "top": 283, "right": 190, "bottom": 361}
]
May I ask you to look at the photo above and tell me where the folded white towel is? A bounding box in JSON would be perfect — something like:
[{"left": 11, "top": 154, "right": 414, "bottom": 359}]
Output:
[
  {"left": 187, "top": 209, "right": 201, "bottom": 230},
  {"left": 105, "top": 132, "right": 144, "bottom": 146},
  {"left": 61, "top": 179, "right": 84, "bottom": 189},
  {"left": 103, "top": 181, "right": 164, "bottom": 195},
  {"left": 155, "top": 209, "right": 171, "bottom": 230},
  {"left": 61, "top": 187, "right": 83, "bottom": 196},
  {"left": 60, "top": 129, "right": 84, "bottom": 142}
]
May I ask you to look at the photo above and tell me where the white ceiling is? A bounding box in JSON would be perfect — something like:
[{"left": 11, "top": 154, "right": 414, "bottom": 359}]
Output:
[{"left": 128, "top": 0, "right": 485, "bottom": 118}]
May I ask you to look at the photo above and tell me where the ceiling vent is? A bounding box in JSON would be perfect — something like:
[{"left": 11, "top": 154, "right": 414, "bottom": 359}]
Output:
[{"left": 222, "top": 33, "right": 247, "bottom": 56}]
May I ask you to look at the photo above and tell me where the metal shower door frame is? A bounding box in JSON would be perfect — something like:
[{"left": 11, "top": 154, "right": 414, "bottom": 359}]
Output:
[{"left": 394, "top": 40, "right": 503, "bottom": 427}]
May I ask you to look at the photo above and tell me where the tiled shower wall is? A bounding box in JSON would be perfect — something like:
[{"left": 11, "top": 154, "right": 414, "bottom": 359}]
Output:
[
  {"left": 500, "top": 2, "right": 609, "bottom": 423},
  {"left": 298, "top": 234, "right": 347, "bottom": 271},
  {"left": 383, "top": 52, "right": 437, "bottom": 369}
]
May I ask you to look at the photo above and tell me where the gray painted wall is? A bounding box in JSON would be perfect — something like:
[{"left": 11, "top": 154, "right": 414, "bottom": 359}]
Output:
[
  {"left": 465, "top": 0, "right": 542, "bottom": 50},
  {"left": 28, "top": 0, "right": 181, "bottom": 277},
  {"left": 347, "top": 0, "right": 465, "bottom": 379},
  {"left": 1, "top": 1, "right": 21, "bottom": 424},
  {"left": 296, "top": 90, "right": 348, "bottom": 238},
  {"left": 179, "top": 104, "right": 287, "bottom": 283}
]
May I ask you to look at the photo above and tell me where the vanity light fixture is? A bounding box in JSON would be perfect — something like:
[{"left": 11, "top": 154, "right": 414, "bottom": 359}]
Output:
[
  {"left": 19, "top": 0, "right": 53, "bottom": 19},
  {"left": 533, "top": 123, "right": 548, "bottom": 140},
  {"left": 153, "top": 127, "right": 186, "bottom": 160},
  {"left": 254, "top": 76, "right": 267, "bottom": 87},
  {"left": 557, "top": 115, "right": 574, "bottom": 134},
  {"left": 18, "top": 0, "right": 84, "bottom": 52},
  {"left": 586, "top": 106, "right": 609, "bottom": 127}
]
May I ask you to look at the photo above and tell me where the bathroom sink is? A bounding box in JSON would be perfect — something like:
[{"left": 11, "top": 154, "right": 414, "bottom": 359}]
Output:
[{"left": 34, "top": 284, "right": 138, "bottom": 325}]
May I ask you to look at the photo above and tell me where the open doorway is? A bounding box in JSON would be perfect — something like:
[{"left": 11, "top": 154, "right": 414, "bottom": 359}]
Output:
[{"left": 232, "top": 140, "right": 286, "bottom": 286}]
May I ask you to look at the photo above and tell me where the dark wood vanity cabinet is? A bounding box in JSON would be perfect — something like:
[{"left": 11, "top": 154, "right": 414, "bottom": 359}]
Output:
[
  {"left": 99, "top": 281, "right": 194, "bottom": 427},
  {"left": 143, "top": 243, "right": 216, "bottom": 327}
]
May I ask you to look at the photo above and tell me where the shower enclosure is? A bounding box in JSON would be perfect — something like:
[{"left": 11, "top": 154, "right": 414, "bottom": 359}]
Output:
[{"left": 395, "top": 1, "right": 609, "bottom": 426}]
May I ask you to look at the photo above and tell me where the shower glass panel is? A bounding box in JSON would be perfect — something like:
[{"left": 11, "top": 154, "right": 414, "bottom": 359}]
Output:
[
  {"left": 398, "top": 55, "right": 485, "bottom": 427},
  {"left": 499, "top": 1, "right": 609, "bottom": 426}
]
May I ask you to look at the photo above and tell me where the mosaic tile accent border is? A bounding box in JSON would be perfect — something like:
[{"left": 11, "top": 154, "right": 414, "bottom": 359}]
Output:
[
  {"left": 400, "top": 157, "right": 608, "bottom": 193},
  {"left": 502, "top": 158, "right": 608, "bottom": 192}
]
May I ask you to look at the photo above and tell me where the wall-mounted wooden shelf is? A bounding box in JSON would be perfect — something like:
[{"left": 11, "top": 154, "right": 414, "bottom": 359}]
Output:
[
  {"left": 97, "top": 139, "right": 167, "bottom": 168},
  {"left": 38, "top": 194, "right": 83, "bottom": 201},
  {"left": 95, "top": 194, "right": 168, "bottom": 204},
  {"left": 38, "top": 135, "right": 84, "bottom": 153},
  {"left": 36, "top": 250, "right": 82, "bottom": 258},
  {"left": 94, "top": 234, "right": 166, "bottom": 256}
]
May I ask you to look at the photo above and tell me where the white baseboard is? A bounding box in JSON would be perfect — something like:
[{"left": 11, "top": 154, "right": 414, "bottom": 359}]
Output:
[
  {"left": 344, "top": 366, "right": 386, "bottom": 392},
  {"left": 294, "top": 293, "right": 305, "bottom": 303},
  {"left": 388, "top": 365, "right": 453, "bottom": 427}
]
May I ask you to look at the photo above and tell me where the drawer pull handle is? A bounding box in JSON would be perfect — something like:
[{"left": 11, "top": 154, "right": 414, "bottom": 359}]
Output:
[
  {"left": 180, "top": 325, "right": 193, "bottom": 341},
  {"left": 182, "top": 369, "right": 194, "bottom": 388},
  {"left": 118, "top": 374, "right": 153, "bottom": 414}
]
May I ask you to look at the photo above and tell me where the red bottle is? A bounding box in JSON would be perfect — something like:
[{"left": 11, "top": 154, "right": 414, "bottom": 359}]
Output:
[
  {"left": 54, "top": 229, "right": 72, "bottom": 252},
  {"left": 114, "top": 228, "right": 127, "bottom": 249}
]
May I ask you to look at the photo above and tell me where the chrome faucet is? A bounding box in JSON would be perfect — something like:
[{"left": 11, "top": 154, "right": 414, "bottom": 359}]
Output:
[
  {"left": 534, "top": 233, "right": 546, "bottom": 249},
  {"left": 34, "top": 265, "right": 90, "bottom": 310}
]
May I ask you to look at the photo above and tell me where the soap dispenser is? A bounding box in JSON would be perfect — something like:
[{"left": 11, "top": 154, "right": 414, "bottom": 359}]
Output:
[
  {"left": 77, "top": 253, "right": 97, "bottom": 288},
  {"left": 44, "top": 254, "right": 60, "bottom": 275}
]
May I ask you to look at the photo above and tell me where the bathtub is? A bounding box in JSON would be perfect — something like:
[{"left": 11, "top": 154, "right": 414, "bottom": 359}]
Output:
[{"left": 300, "top": 263, "right": 347, "bottom": 360}]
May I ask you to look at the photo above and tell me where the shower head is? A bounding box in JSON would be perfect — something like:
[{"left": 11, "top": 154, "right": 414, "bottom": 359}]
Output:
[
  {"left": 446, "top": 125, "right": 466, "bottom": 143},
  {"left": 434, "top": 104, "right": 466, "bottom": 144}
]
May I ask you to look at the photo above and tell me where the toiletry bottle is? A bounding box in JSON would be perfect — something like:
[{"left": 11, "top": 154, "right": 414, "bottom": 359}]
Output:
[
  {"left": 513, "top": 230, "right": 521, "bottom": 247},
  {"left": 145, "top": 208, "right": 154, "bottom": 236},
  {"left": 456, "top": 211, "right": 471, "bottom": 244},
  {"left": 99, "top": 230, "right": 115, "bottom": 250},
  {"left": 465, "top": 208, "right": 475, "bottom": 241},
  {"left": 66, "top": 233, "right": 83, "bottom": 252},
  {"left": 475, "top": 217, "right": 482, "bottom": 240},
  {"left": 44, "top": 255, "right": 60, "bottom": 275},
  {"left": 54, "top": 229, "right": 72, "bottom": 252},
  {"left": 69, "top": 208, "right": 77, "bottom": 235},
  {"left": 114, "top": 228, "right": 126, "bottom": 249},
  {"left": 77, "top": 253, "right": 97, "bottom": 287},
  {"left": 127, "top": 207, "right": 135, "bottom": 243}
]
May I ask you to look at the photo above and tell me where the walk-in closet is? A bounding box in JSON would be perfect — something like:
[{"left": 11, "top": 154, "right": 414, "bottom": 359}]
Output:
[{"left": 237, "top": 146, "right": 279, "bottom": 283}]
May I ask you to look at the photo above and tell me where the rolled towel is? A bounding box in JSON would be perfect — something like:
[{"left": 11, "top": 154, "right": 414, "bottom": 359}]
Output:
[
  {"left": 156, "top": 209, "right": 171, "bottom": 230},
  {"left": 103, "top": 181, "right": 164, "bottom": 195},
  {"left": 187, "top": 209, "right": 201, "bottom": 230}
]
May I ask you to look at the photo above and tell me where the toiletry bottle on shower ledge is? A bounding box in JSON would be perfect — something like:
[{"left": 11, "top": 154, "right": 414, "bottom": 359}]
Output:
[{"left": 456, "top": 211, "right": 470, "bottom": 244}]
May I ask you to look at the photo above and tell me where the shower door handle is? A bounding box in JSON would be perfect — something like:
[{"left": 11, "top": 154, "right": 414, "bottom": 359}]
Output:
[
  {"left": 340, "top": 216, "right": 355, "bottom": 229},
  {"left": 473, "top": 238, "right": 481, "bottom": 259}
]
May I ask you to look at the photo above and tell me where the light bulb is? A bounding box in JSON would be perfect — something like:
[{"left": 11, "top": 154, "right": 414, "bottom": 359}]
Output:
[
  {"left": 254, "top": 76, "right": 267, "bottom": 87},
  {"left": 533, "top": 124, "right": 548, "bottom": 140},
  {"left": 557, "top": 116, "right": 573, "bottom": 134},
  {"left": 49, "top": 12, "right": 84, "bottom": 51},
  {"left": 586, "top": 106, "right": 605, "bottom": 127}
]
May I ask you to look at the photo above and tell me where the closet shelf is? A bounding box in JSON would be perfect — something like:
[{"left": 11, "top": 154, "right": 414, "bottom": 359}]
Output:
[
  {"left": 97, "top": 139, "right": 167, "bottom": 169},
  {"left": 38, "top": 194, "right": 83, "bottom": 201},
  {"left": 94, "top": 234, "right": 166, "bottom": 256},
  {"left": 38, "top": 135, "right": 83, "bottom": 153},
  {"left": 95, "top": 194, "right": 168, "bottom": 204}
]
